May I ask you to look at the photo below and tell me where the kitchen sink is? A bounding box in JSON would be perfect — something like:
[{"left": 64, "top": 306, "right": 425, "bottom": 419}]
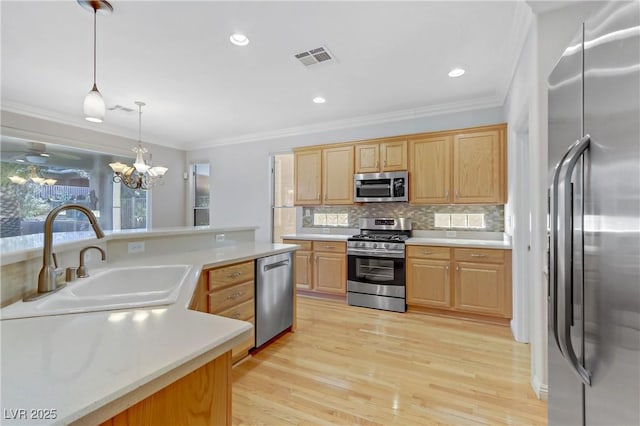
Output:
[{"left": 0, "top": 265, "right": 192, "bottom": 320}]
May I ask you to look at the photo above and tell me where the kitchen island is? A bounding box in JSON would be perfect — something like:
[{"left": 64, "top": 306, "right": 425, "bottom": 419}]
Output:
[{"left": 0, "top": 242, "right": 298, "bottom": 425}]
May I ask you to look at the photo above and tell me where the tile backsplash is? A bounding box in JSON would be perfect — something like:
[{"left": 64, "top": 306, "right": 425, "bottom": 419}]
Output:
[{"left": 302, "top": 203, "right": 504, "bottom": 232}]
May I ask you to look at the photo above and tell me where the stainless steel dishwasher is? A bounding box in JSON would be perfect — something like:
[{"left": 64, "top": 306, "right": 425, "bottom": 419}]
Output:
[{"left": 255, "top": 251, "right": 294, "bottom": 348}]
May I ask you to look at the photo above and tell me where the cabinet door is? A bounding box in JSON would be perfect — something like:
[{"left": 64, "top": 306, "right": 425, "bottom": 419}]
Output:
[
  {"left": 294, "top": 149, "right": 322, "bottom": 205},
  {"left": 406, "top": 258, "right": 451, "bottom": 308},
  {"left": 454, "top": 261, "right": 506, "bottom": 317},
  {"left": 409, "top": 135, "right": 451, "bottom": 204},
  {"left": 323, "top": 145, "right": 354, "bottom": 205},
  {"left": 314, "top": 252, "right": 346, "bottom": 294},
  {"left": 354, "top": 143, "right": 379, "bottom": 173},
  {"left": 295, "top": 251, "right": 313, "bottom": 290},
  {"left": 453, "top": 129, "right": 504, "bottom": 204},
  {"left": 381, "top": 140, "right": 407, "bottom": 171}
]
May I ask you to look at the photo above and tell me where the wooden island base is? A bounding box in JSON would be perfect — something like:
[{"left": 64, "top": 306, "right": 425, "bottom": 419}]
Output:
[{"left": 98, "top": 351, "right": 231, "bottom": 426}]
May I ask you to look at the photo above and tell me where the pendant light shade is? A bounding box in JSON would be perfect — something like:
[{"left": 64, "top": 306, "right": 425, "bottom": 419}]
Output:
[
  {"left": 78, "top": 0, "right": 112, "bottom": 122},
  {"left": 83, "top": 84, "right": 105, "bottom": 123}
]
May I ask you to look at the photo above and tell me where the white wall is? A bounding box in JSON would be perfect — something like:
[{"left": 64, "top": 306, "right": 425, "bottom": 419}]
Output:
[
  {"left": 187, "top": 107, "right": 504, "bottom": 243},
  {"left": 504, "top": 0, "right": 605, "bottom": 398},
  {"left": 1, "top": 110, "right": 188, "bottom": 228}
]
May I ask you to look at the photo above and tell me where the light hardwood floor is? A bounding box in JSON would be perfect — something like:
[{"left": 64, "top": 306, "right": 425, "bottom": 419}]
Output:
[{"left": 232, "top": 296, "right": 547, "bottom": 425}]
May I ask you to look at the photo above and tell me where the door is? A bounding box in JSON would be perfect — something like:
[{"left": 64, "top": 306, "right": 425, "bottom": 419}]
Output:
[
  {"left": 294, "top": 149, "right": 321, "bottom": 205},
  {"left": 315, "top": 252, "right": 346, "bottom": 294},
  {"left": 547, "top": 24, "right": 585, "bottom": 426},
  {"left": 583, "top": 3, "right": 640, "bottom": 424},
  {"left": 406, "top": 258, "right": 451, "bottom": 308},
  {"left": 322, "top": 145, "right": 354, "bottom": 205},
  {"left": 453, "top": 130, "right": 502, "bottom": 203},
  {"left": 355, "top": 143, "right": 380, "bottom": 173},
  {"left": 380, "top": 140, "right": 407, "bottom": 171},
  {"left": 295, "top": 251, "right": 313, "bottom": 290},
  {"left": 454, "top": 261, "right": 505, "bottom": 316},
  {"left": 409, "top": 135, "right": 451, "bottom": 204}
]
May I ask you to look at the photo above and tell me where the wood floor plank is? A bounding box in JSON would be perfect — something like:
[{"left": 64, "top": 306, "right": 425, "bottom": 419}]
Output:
[{"left": 233, "top": 296, "right": 547, "bottom": 425}]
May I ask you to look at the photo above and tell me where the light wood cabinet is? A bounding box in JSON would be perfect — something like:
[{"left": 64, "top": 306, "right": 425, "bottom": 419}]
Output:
[
  {"left": 323, "top": 145, "right": 354, "bottom": 204},
  {"left": 189, "top": 260, "right": 256, "bottom": 363},
  {"left": 99, "top": 352, "right": 231, "bottom": 426},
  {"left": 409, "top": 135, "right": 452, "bottom": 204},
  {"left": 409, "top": 124, "right": 507, "bottom": 205},
  {"left": 406, "top": 245, "right": 512, "bottom": 321},
  {"left": 294, "top": 149, "right": 322, "bottom": 205},
  {"left": 283, "top": 239, "right": 347, "bottom": 296},
  {"left": 453, "top": 128, "right": 506, "bottom": 204},
  {"left": 294, "top": 145, "right": 353, "bottom": 206},
  {"left": 355, "top": 139, "right": 407, "bottom": 173}
]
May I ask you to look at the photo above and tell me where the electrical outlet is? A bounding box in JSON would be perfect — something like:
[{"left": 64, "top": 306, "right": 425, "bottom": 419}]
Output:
[
  {"left": 215, "top": 234, "right": 225, "bottom": 242},
  {"left": 128, "top": 241, "right": 145, "bottom": 253},
  {"left": 322, "top": 228, "right": 330, "bottom": 234},
  {"left": 446, "top": 231, "right": 457, "bottom": 237}
]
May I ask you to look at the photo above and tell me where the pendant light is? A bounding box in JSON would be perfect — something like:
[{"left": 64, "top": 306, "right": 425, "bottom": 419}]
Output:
[{"left": 78, "top": 0, "right": 113, "bottom": 123}]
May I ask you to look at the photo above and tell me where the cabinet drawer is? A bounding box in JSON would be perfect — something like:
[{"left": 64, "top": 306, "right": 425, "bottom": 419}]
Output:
[
  {"left": 283, "top": 239, "right": 312, "bottom": 251},
  {"left": 209, "top": 261, "right": 254, "bottom": 290},
  {"left": 454, "top": 248, "right": 505, "bottom": 263},
  {"left": 209, "top": 281, "right": 254, "bottom": 314},
  {"left": 216, "top": 298, "right": 254, "bottom": 321},
  {"left": 313, "top": 241, "right": 346, "bottom": 253},
  {"left": 407, "top": 245, "right": 451, "bottom": 260}
]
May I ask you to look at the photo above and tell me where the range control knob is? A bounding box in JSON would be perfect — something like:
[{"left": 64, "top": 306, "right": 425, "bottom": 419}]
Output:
[
  {"left": 372, "top": 243, "right": 378, "bottom": 249},
  {"left": 384, "top": 243, "right": 390, "bottom": 249}
]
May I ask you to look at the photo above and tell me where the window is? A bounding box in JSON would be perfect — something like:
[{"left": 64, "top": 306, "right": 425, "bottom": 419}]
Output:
[
  {"left": 191, "top": 163, "right": 210, "bottom": 226},
  {"left": 0, "top": 137, "right": 149, "bottom": 240},
  {"left": 272, "top": 153, "right": 295, "bottom": 243}
]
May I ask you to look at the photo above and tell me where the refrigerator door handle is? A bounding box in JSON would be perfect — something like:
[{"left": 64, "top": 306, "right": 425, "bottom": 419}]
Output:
[
  {"left": 549, "top": 137, "right": 583, "bottom": 355},
  {"left": 556, "top": 134, "right": 591, "bottom": 386}
]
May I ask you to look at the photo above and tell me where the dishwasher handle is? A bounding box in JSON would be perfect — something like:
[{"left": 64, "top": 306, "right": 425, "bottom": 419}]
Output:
[{"left": 263, "top": 259, "right": 290, "bottom": 272}]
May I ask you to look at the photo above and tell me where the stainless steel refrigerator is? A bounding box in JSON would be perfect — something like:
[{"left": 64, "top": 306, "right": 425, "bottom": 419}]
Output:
[{"left": 547, "top": 1, "right": 639, "bottom": 424}]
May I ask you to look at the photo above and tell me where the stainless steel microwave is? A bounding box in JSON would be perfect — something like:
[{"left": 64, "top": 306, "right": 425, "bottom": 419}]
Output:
[{"left": 354, "top": 171, "right": 408, "bottom": 202}]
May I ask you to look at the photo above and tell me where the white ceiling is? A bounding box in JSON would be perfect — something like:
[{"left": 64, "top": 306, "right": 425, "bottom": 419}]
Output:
[{"left": 1, "top": 1, "right": 532, "bottom": 150}]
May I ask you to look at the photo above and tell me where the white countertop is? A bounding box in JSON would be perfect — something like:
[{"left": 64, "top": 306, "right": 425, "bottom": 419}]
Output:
[
  {"left": 0, "top": 242, "right": 297, "bottom": 425},
  {"left": 0, "top": 226, "right": 257, "bottom": 266},
  {"left": 406, "top": 237, "right": 512, "bottom": 249},
  {"left": 281, "top": 233, "right": 351, "bottom": 242}
]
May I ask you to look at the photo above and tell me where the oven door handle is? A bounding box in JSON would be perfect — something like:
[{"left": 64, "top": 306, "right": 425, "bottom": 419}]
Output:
[{"left": 347, "top": 249, "right": 405, "bottom": 259}]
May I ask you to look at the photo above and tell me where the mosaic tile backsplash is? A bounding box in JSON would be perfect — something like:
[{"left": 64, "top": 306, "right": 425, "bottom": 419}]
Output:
[{"left": 302, "top": 204, "right": 504, "bottom": 232}]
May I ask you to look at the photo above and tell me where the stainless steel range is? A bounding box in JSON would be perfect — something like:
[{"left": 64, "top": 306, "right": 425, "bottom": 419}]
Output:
[{"left": 347, "top": 218, "right": 411, "bottom": 313}]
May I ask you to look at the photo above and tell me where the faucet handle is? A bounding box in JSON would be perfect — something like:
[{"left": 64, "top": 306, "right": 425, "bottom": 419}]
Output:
[{"left": 52, "top": 252, "right": 59, "bottom": 268}]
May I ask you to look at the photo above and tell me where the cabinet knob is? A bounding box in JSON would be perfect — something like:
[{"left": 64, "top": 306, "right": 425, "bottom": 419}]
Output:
[
  {"left": 445, "top": 265, "right": 449, "bottom": 271},
  {"left": 445, "top": 189, "right": 449, "bottom": 198},
  {"left": 455, "top": 190, "right": 459, "bottom": 199},
  {"left": 456, "top": 264, "right": 459, "bottom": 271}
]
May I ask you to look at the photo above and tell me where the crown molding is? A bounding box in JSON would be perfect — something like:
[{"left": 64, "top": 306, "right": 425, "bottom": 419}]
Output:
[
  {"left": 1, "top": 100, "right": 181, "bottom": 150},
  {"left": 185, "top": 95, "right": 503, "bottom": 150},
  {"left": 496, "top": 2, "right": 534, "bottom": 104}
]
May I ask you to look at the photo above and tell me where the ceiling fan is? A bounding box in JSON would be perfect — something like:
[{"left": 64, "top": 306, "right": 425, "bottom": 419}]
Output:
[{"left": 1, "top": 140, "right": 83, "bottom": 164}]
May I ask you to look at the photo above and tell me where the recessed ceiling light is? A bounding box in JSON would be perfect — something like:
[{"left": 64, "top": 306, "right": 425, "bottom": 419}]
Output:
[
  {"left": 229, "top": 33, "right": 249, "bottom": 46},
  {"left": 40, "top": 153, "right": 50, "bottom": 157},
  {"left": 313, "top": 96, "right": 326, "bottom": 104},
  {"left": 448, "top": 68, "right": 465, "bottom": 78}
]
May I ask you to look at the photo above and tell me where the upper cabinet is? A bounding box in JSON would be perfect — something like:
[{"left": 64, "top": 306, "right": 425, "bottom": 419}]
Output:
[
  {"left": 323, "top": 145, "right": 354, "bottom": 204},
  {"left": 355, "top": 139, "right": 407, "bottom": 173},
  {"left": 409, "top": 124, "right": 506, "bottom": 205},
  {"left": 409, "top": 135, "right": 452, "bottom": 204},
  {"left": 294, "top": 144, "right": 354, "bottom": 206},
  {"left": 293, "top": 123, "right": 506, "bottom": 206},
  {"left": 294, "top": 149, "right": 322, "bottom": 205},
  {"left": 453, "top": 127, "right": 506, "bottom": 204}
]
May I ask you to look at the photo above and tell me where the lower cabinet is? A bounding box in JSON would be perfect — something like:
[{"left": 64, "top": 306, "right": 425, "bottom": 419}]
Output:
[
  {"left": 283, "top": 239, "right": 347, "bottom": 296},
  {"left": 99, "top": 351, "right": 231, "bottom": 426},
  {"left": 406, "top": 245, "right": 511, "bottom": 321},
  {"left": 190, "top": 260, "right": 255, "bottom": 363}
]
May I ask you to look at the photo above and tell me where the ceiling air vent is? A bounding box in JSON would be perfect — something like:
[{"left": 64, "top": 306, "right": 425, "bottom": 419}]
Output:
[
  {"left": 294, "top": 46, "right": 335, "bottom": 67},
  {"left": 108, "top": 104, "right": 135, "bottom": 113}
]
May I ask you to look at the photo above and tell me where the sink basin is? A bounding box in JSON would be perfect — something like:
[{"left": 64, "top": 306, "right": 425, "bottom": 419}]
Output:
[{"left": 0, "top": 265, "right": 192, "bottom": 320}]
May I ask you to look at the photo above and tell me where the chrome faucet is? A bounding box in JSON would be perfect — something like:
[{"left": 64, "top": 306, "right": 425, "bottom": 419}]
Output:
[
  {"left": 77, "top": 246, "right": 106, "bottom": 278},
  {"left": 25, "top": 204, "right": 105, "bottom": 301}
]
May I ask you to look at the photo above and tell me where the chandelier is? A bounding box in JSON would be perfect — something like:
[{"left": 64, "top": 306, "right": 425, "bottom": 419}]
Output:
[
  {"left": 109, "top": 101, "right": 168, "bottom": 190},
  {"left": 8, "top": 166, "right": 57, "bottom": 186}
]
